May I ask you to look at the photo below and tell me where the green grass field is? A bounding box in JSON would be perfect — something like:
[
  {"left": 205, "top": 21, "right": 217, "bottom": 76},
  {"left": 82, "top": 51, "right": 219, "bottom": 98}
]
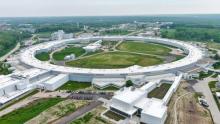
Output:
[
  {"left": 148, "top": 83, "right": 171, "bottom": 99},
  {"left": 35, "top": 52, "right": 50, "bottom": 61},
  {"left": 53, "top": 47, "right": 85, "bottom": 61},
  {"left": 117, "top": 41, "right": 172, "bottom": 55},
  {"left": 0, "top": 98, "right": 63, "bottom": 124},
  {"left": 71, "top": 112, "right": 94, "bottom": 124},
  {"left": 36, "top": 32, "right": 52, "bottom": 38},
  {"left": 58, "top": 81, "right": 91, "bottom": 91},
  {"left": 66, "top": 52, "right": 163, "bottom": 69}
]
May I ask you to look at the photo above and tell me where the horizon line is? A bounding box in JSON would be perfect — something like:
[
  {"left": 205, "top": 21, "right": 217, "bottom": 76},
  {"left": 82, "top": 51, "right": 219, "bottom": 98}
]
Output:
[{"left": 0, "top": 13, "right": 220, "bottom": 18}]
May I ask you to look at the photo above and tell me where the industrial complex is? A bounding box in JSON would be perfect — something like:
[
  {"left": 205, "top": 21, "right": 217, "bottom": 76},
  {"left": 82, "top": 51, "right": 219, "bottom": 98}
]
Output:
[{"left": 0, "top": 35, "right": 205, "bottom": 124}]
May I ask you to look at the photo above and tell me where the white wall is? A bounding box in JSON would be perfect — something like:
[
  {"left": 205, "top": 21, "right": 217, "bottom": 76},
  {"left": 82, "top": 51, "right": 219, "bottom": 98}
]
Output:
[
  {"left": 43, "top": 74, "right": 69, "bottom": 91},
  {"left": 141, "top": 112, "right": 167, "bottom": 124}
]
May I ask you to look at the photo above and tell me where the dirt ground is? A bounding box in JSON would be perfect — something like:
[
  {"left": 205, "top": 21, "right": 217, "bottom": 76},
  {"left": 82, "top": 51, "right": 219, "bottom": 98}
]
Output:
[
  {"left": 25, "top": 100, "right": 89, "bottom": 124},
  {"left": 71, "top": 106, "right": 113, "bottom": 124},
  {"left": 166, "top": 81, "right": 213, "bottom": 124}
]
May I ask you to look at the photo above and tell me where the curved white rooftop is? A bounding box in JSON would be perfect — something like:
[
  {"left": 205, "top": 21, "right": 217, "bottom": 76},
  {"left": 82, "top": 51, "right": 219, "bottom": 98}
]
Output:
[{"left": 20, "top": 36, "right": 203, "bottom": 75}]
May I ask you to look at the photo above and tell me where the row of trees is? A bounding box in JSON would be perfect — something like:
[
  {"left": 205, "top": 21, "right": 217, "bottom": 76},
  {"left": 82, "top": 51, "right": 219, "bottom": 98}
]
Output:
[
  {"left": 35, "top": 24, "right": 82, "bottom": 33},
  {"left": 161, "top": 26, "right": 220, "bottom": 43},
  {"left": 0, "top": 31, "right": 31, "bottom": 57}
]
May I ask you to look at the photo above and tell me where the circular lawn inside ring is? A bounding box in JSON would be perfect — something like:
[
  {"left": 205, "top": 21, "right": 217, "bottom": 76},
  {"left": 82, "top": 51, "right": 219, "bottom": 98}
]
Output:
[{"left": 65, "top": 51, "right": 163, "bottom": 69}]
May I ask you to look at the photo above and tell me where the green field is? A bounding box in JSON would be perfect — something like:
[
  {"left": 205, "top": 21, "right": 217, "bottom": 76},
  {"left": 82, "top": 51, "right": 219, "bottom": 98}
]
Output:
[
  {"left": 66, "top": 52, "right": 163, "bottom": 69},
  {"left": 36, "top": 32, "right": 52, "bottom": 38},
  {"left": 71, "top": 112, "right": 94, "bottom": 124},
  {"left": 53, "top": 46, "right": 85, "bottom": 61},
  {"left": 35, "top": 52, "right": 50, "bottom": 61},
  {"left": 58, "top": 81, "right": 91, "bottom": 91},
  {"left": 0, "top": 98, "right": 63, "bottom": 124},
  {"left": 148, "top": 83, "right": 171, "bottom": 99},
  {"left": 104, "top": 111, "right": 125, "bottom": 121},
  {"left": 117, "top": 41, "right": 171, "bottom": 55}
]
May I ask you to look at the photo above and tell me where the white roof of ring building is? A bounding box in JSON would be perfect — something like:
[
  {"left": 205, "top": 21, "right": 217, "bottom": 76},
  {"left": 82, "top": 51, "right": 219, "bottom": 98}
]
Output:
[{"left": 20, "top": 36, "right": 203, "bottom": 75}]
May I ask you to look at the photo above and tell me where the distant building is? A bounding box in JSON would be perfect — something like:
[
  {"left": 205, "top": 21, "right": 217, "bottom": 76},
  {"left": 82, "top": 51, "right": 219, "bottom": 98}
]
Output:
[
  {"left": 64, "top": 54, "right": 75, "bottom": 61},
  {"left": 138, "top": 31, "right": 155, "bottom": 37},
  {"left": 51, "top": 30, "right": 74, "bottom": 40},
  {"left": 83, "top": 40, "right": 102, "bottom": 52}
]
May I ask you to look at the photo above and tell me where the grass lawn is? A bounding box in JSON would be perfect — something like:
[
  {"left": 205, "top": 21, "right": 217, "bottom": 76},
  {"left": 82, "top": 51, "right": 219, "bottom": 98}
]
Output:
[
  {"left": 117, "top": 41, "right": 171, "bottom": 55},
  {"left": 58, "top": 81, "right": 91, "bottom": 91},
  {"left": 148, "top": 83, "right": 172, "bottom": 99},
  {"left": 53, "top": 46, "right": 85, "bottom": 61},
  {"left": 27, "top": 100, "right": 89, "bottom": 124},
  {"left": 0, "top": 98, "right": 63, "bottom": 124},
  {"left": 208, "top": 81, "right": 218, "bottom": 90},
  {"left": 207, "top": 42, "right": 220, "bottom": 50},
  {"left": 71, "top": 106, "right": 111, "bottom": 124},
  {"left": 35, "top": 52, "right": 50, "bottom": 61},
  {"left": 71, "top": 112, "right": 94, "bottom": 124},
  {"left": 95, "top": 86, "right": 119, "bottom": 91},
  {"left": 199, "top": 71, "right": 213, "bottom": 79},
  {"left": 66, "top": 52, "right": 163, "bottom": 69},
  {"left": 36, "top": 32, "right": 52, "bottom": 38},
  {"left": 212, "top": 73, "right": 218, "bottom": 78},
  {"left": 104, "top": 110, "right": 125, "bottom": 121}
]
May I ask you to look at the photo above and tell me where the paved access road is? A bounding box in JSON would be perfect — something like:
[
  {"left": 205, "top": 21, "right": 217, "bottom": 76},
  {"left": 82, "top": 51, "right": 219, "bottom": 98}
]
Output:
[
  {"left": 54, "top": 101, "right": 103, "bottom": 124},
  {"left": 192, "top": 77, "right": 220, "bottom": 124}
]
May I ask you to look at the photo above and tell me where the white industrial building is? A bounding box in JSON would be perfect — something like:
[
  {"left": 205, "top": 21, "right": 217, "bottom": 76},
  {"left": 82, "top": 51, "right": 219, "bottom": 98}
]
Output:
[
  {"left": 0, "top": 68, "right": 69, "bottom": 104},
  {"left": 92, "top": 77, "right": 125, "bottom": 89},
  {"left": 51, "top": 30, "right": 74, "bottom": 40},
  {"left": 19, "top": 36, "right": 203, "bottom": 81},
  {"left": 109, "top": 74, "right": 182, "bottom": 124},
  {"left": 0, "top": 36, "right": 203, "bottom": 123},
  {"left": 83, "top": 40, "right": 102, "bottom": 52}
]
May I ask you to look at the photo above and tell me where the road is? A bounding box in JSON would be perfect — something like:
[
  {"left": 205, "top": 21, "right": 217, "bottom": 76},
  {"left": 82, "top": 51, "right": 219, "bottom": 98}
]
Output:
[
  {"left": 54, "top": 101, "right": 103, "bottom": 124},
  {"left": 0, "top": 42, "right": 20, "bottom": 62},
  {"left": 192, "top": 77, "right": 220, "bottom": 124}
]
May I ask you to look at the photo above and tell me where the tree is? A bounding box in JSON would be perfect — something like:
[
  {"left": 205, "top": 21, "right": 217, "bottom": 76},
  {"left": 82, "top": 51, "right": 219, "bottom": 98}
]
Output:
[{"left": 126, "top": 80, "right": 133, "bottom": 87}]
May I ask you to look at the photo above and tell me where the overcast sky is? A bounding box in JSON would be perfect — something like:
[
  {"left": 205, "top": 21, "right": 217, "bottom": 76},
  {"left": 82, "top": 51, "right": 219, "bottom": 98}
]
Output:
[{"left": 0, "top": 0, "right": 220, "bottom": 17}]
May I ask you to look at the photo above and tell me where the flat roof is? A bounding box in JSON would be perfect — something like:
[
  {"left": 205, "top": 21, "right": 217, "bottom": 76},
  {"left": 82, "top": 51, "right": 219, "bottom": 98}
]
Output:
[
  {"left": 114, "top": 87, "right": 146, "bottom": 104},
  {"left": 141, "top": 98, "right": 167, "bottom": 118}
]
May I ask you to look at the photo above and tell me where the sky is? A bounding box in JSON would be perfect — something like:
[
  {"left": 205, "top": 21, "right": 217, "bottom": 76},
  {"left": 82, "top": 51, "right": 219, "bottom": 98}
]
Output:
[{"left": 0, "top": 0, "right": 220, "bottom": 17}]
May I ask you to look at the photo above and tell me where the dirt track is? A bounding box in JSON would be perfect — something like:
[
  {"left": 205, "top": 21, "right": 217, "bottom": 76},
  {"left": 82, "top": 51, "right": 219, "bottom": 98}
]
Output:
[{"left": 166, "top": 81, "right": 213, "bottom": 124}]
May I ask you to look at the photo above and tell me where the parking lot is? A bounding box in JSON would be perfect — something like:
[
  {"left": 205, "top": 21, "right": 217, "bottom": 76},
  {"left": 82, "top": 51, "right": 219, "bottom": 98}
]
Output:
[{"left": 68, "top": 91, "right": 114, "bottom": 100}]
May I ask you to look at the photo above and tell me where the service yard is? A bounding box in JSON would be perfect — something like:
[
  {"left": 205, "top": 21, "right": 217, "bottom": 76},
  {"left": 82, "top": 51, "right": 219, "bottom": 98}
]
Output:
[{"left": 165, "top": 81, "right": 213, "bottom": 124}]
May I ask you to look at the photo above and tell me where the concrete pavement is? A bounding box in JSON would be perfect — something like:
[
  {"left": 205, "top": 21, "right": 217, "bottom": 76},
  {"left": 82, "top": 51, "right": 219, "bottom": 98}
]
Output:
[{"left": 192, "top": 77, "right": 220, "bottom": 124}]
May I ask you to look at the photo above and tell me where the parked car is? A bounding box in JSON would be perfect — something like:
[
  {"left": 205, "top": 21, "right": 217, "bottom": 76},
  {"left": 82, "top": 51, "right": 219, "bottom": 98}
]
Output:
[{"left": 198, "top": 97, "right": 209, "bottom": 107}]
